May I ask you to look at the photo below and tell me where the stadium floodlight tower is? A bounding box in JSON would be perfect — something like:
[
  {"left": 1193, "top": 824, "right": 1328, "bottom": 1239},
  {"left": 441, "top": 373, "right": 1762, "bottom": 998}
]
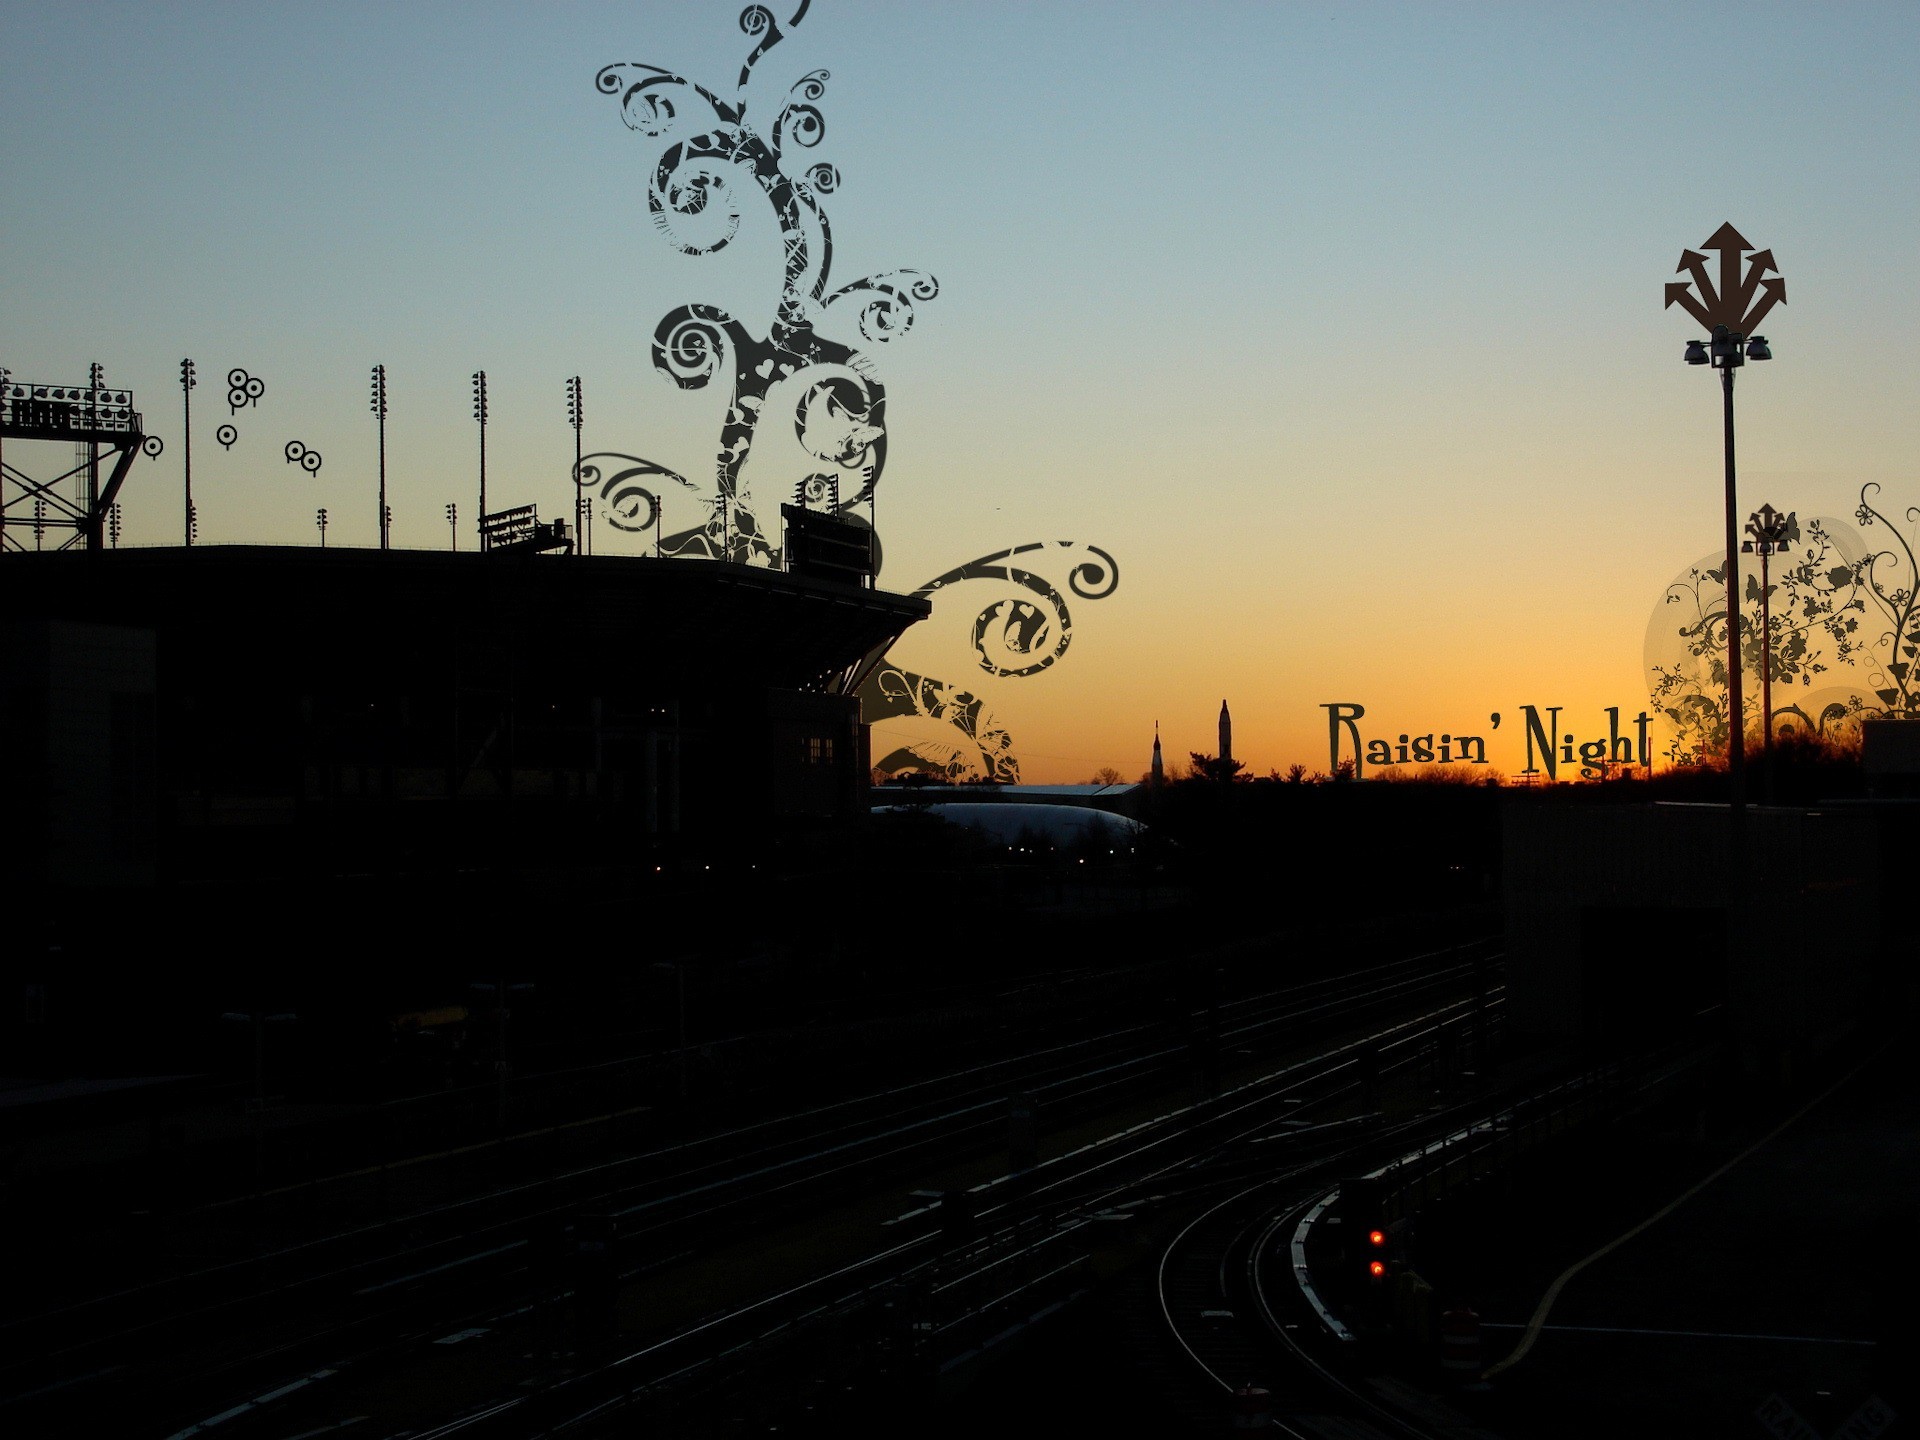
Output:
[
  {"left": 566, "top": 376, "right": 585, "bottom": 557},
  {"left": 371, "top": 364, "right": 390, "bottom": 551},
  {"left": 1, "top": 369, "right": 147, "bottom": 552},
  {"left": 471, "top": 370, "right": 488, "bottom": 550}
]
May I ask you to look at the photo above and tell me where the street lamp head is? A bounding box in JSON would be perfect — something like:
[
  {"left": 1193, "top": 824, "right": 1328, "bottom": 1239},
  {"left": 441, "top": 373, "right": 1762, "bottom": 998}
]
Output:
[
  {"left": 1683, "top": 339, "right": 1709, "bottom": 365},
  {"left": 1746, "top": 335, "right": 1771, "bottom": 361},
  {"left": 1741, "top": 540, "right": 1756, "bottom": 554}
]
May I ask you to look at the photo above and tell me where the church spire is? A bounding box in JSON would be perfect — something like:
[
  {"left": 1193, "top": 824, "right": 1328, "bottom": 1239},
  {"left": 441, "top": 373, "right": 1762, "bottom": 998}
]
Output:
[
  {"left": 1219, "top": 700, "right": 1232, "bottom": 766},
  {"left": 1151, "top": 721, "right": 1164, "bottom": 786}
]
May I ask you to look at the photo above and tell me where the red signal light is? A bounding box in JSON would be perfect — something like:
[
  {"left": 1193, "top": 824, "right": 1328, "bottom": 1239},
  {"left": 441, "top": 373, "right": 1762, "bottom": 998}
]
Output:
[
  {"left": 1368, "top": 1259, "right": 1388, "bottom": 1279},
  {"left": 1368, "top": 1229, "right": 1387, "bottom": 1247}
]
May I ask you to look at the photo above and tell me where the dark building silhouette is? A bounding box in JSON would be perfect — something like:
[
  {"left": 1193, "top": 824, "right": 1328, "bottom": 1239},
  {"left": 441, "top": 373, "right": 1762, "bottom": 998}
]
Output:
[
  {"left": 1, "top": 546, "right": 927, "bottom": 892},
  {"left": 1502, "top": 800, "right": 1902, "bottom": 1072}
]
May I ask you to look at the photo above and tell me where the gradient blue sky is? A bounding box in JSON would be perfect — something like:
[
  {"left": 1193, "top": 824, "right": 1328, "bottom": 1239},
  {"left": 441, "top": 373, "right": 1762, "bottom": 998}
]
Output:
[{"left": 5, "top": 2, "right": 1917, "bottom": 777}]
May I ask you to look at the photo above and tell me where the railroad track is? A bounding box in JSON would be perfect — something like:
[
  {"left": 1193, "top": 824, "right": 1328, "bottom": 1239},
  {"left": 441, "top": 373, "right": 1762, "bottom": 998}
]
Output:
[
  {"left": 403, "top": 990, "right": 1508, "bottom": 1438},
  {"left": 1, "top": 941, "right": 1498, "bottom": 1436},
  {"left": 1154, "top": 1031, "right": 1684, "bottom": 1440}
]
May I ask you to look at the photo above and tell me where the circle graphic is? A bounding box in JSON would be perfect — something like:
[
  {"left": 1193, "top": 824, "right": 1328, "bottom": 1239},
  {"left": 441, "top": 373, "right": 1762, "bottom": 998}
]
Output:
[{"left": 226, "top": 368, "right": 265, "bottom": 415}]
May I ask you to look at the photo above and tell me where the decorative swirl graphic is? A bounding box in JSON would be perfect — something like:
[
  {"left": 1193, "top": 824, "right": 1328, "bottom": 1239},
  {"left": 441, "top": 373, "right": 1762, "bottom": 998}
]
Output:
[
  {"left": 823, "top": 270, "right": 940, "bottom": 343},
  {"left": 773, "top": 70, "right": 829, "bottom": 154},
  {"left": 861, "top": 541, "right": 1122, "bottom": 780},
  {"left": 1066, "top": 545, "right": 1119, "bottom": 600},
  {"left": 795, "top": 376, "right": 882, "bottom": 467},
  {"left": 738, "top": 4, "right": 785, "bottom": 91},
  {"left": 597, "top": 4, "right": 938, "bottom": 562},
  {"left": 574, "top": 450, "right": 697, "bottom": 535},
  {"left": 796, "top": 472, "right": 840, "bottom": 507},
  {"left": 867, "top": 666, "right": 1021, "bottom": 784},
  {"left": 653, "top": 304, "right": 747, "bottom": 389},
  {"left": 913, "top": 542, "right": 1122, "bottom": 679},
  {"left": 596, "top": 63, "right": 734, "bottom": 138},
  {"left": 650, "top": 134, "right": 753, "bottom": 255}
]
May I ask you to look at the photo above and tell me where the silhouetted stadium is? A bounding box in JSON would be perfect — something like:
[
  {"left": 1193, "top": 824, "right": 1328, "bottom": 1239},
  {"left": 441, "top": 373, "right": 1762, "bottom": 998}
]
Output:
[{"left": 2, "top": 544, "right": 927, "bottom": 890}]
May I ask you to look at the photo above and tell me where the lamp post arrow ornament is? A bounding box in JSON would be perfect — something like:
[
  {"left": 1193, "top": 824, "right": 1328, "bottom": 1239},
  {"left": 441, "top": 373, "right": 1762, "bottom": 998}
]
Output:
[{"left": 1665, "top": 223, "right": 1782, "bottom": 813}]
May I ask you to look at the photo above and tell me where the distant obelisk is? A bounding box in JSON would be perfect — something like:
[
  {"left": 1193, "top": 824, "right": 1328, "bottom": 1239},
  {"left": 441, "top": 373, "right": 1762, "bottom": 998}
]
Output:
[
  {"left": 1151, "top": 722, "right": 1164, "bottom": 787},
  {"left": 1219, "top": 700, "right": 1233, "bottom": 766}
]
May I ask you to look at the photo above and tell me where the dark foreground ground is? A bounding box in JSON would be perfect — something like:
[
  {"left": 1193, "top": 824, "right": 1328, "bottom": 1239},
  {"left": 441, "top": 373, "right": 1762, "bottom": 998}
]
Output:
[
  {"left": 1415, "top": 1030, "right": 1919, "bottom": 1440},
  {"left": 925, "top": 1023, "right": 1919, "bottom": 1440}
]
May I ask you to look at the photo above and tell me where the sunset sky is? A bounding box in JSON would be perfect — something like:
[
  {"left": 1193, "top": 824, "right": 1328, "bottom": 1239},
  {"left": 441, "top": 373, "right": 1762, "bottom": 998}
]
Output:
[{"left": 5, "top": 2, "right": 1917, "bottom": 779}]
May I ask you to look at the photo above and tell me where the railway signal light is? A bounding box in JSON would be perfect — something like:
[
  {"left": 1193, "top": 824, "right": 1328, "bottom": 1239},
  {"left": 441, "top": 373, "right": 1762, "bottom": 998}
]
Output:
[
  {"left": 1338, "top": 1176, "right": 1405, "bottom": 1288},
  {"left": 1367, "top": 1225, "right": 1390, "bottom": 1282}
]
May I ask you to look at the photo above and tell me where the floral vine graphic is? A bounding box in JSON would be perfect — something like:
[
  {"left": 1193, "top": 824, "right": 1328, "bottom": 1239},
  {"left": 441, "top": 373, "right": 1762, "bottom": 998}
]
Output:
[
  {"left": 862, "top": 543, "right": 1120, "bottom": 783},
  {"left": 585, "top": 2, "right": 939, "bottom": 564},
  {"left": 1851, "top": 482, "right": 1920, "bottom": 717},
  {"left": 1646, "top": 514, "right": 1873, "bottom": 762}
]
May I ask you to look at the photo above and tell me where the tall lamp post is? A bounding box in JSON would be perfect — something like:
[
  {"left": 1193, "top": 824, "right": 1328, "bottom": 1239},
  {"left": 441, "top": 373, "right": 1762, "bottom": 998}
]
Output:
[
  {"left": 1666, "top": 224, "right": 1784, "bottom": 812},
  {"left": 1742, "top": 503, "right": 1798, "bottom": 790},
  {"left": 566, "top": 376, "right": 585, "bottom": 557},
  {"left": 471, "top": 371, "right": 488, "bottom": 550},
  {"left": 370, "top": 364, "right": 389, "bottom": 550},
  {"left": 86, "top": 363, "right": 103, "bottom": 532},
  {"left": 180, "top": 358, "right": 197, "bottom": 547}
]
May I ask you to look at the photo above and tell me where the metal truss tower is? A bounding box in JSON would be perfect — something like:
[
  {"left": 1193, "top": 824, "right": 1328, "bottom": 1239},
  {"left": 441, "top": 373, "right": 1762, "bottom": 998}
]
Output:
[{"left": 1, "top": 375, "right": 146, "bottom": 552}]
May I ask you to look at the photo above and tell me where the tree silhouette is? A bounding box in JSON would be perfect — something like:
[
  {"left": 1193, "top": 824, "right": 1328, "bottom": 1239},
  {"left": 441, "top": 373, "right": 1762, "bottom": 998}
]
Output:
[{"left": 1186, "top": 752, "right": 1246, "bottom": 785}]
